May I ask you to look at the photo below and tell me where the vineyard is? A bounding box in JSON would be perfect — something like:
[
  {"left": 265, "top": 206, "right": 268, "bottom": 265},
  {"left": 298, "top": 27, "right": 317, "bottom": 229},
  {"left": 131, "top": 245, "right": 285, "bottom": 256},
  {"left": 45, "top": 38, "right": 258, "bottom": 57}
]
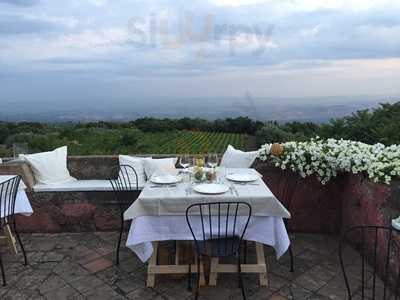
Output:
[{"left": 138, "top": 131, "right": 255, "bottom": 154}]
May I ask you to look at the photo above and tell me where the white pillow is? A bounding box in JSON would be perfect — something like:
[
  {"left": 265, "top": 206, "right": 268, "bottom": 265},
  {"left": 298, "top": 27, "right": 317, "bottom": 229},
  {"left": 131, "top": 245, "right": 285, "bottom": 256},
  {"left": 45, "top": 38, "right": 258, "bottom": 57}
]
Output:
[
  {"left": 118, "top": 155, "right": 150, "bottom": 188},
  {"left": 20, "top": 146, "right": 76, "bottom": 185},
  {"left": 143, "top": 158, "right": 178, "bottom": 178},
  {"left": 220, "top": 145, "right": 258, "bottom": 168}
]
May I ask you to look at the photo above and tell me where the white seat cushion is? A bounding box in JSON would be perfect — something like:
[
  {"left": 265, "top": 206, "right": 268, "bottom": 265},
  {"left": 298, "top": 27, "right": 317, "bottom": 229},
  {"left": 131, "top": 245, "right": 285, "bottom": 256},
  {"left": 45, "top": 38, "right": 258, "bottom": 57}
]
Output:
[
  {"left": 143, "top": 158, "right": 178, "bottom": 178},
  {"left": 20, "top": 146, "right": 76, "bottom": 185},
  {"left": 220, "top": 145, "right": 258, "bottom": 168},
  {"left": 33, "top": 180, "right": 143, "bottom": 192},
  {"left": 119, "top": 155, "right": 150, "bottom": 188}
]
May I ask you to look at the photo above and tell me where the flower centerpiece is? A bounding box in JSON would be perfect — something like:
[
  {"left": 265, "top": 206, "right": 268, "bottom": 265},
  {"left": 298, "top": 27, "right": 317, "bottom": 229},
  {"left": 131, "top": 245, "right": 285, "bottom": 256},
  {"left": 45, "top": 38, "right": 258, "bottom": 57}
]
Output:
[{"left": 259, "top": 138, "right": 400, "bottom": 185}]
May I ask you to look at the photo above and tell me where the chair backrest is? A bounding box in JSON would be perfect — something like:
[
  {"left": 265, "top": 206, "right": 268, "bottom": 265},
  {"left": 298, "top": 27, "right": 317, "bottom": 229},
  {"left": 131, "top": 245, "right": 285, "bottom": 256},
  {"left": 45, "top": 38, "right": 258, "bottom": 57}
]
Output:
[
  {"left": 109, "top": 165, "right": 139, "bottom": 202},
  {"left": 339, "top": 225, "right": 400, "bottom": 300},
  {"left": 186, "top": 201, "right": 251, "bottom": 256},
  {"left": 0, "top": 175, "right": 21, "bottom": 225}
]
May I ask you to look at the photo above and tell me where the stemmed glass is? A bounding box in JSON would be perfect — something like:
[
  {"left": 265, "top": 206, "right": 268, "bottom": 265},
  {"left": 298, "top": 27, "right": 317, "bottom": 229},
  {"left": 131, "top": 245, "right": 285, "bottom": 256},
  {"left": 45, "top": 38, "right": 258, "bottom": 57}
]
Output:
[
  {"left": 207, "top": 153, "right": 219, "bottom": 169},
  {"left": 180, "top": 154, "right": 192, "bottom": 172}
]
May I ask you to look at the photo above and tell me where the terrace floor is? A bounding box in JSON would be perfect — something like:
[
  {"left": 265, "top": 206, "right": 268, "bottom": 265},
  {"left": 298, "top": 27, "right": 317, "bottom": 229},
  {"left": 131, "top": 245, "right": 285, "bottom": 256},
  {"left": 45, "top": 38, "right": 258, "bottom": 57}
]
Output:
[{"left": 0, "top": 232, "right": 364, "bottom": 300}]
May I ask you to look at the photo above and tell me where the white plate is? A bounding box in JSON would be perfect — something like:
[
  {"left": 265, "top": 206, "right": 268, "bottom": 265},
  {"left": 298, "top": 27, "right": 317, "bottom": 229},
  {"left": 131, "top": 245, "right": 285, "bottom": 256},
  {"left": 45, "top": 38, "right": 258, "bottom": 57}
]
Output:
[
  {"left": 226, "top": 173, "right": 259, "bottom": 182},
  {"left": 193, "top": 183, "right": 229, "bottom": 194},
  {"left": 150, "top": 175, "right": 182, "bottom": 185}
]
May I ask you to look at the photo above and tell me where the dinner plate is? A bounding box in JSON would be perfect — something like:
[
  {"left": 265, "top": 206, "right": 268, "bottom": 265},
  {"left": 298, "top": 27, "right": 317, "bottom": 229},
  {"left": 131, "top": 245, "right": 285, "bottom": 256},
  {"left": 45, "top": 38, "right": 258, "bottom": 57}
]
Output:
[
  {"left": 193, "top": 183, "right": 229, "bottom": 194},
  {"left": 226, "top": 173, "right": 259, "bottom": 183},
  {"left": 150, "top": 175, "right": 182, "bottom": 185}
]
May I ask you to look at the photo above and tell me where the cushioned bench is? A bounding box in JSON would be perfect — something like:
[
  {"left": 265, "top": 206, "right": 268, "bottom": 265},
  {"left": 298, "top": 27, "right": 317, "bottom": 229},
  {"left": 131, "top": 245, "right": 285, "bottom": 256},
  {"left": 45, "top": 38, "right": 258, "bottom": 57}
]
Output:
[{"left": 33, "top": 180, "right": 144, "bottom": 192}]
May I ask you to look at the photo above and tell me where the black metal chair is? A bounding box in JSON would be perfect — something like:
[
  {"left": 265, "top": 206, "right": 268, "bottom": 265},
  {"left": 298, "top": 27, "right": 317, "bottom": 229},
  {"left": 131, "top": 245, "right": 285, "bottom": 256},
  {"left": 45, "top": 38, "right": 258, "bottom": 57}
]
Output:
[
  {"left": 186, "top": 201, "right": 252, "bottom": 300},
  {"left": 0, "top": 175, "right": 28, "bottom": 286},
  {"left": 109, "top": 165, "right": 139, "bottom": 265},
  {"left": 339, "top": 225, "right": 400, "bottom": 300}
]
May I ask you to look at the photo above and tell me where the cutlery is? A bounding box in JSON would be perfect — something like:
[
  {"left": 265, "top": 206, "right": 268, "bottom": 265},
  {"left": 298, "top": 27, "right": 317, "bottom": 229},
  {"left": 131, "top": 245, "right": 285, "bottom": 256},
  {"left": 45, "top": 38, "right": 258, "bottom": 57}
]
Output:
[
  {"left": 150, "top": 184, "right": 177, "bottom": 188},
  {"left": 234, "top": 182, "right": 259, "bottom": 186}
]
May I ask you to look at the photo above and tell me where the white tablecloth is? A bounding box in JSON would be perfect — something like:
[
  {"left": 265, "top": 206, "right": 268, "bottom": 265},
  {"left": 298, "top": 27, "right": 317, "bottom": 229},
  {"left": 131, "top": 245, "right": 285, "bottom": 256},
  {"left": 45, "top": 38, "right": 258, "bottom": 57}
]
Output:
[
  {"left": 124, "top": 169, "right": 291, "bottom": 262},
  {"left": 124, "top": 168, "right": 290, "bottom": 221},
  {"left": 126, "top": 215, "right": 290, "bottom": 262},
  {"left": 0, "top": 175, "right": 33, "bottom": 218}
]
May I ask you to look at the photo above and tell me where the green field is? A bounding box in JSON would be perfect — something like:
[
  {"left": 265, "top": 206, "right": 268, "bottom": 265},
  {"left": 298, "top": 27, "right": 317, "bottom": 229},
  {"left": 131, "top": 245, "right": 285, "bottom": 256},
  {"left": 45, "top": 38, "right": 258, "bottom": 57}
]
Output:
[
  {"left": 0, "top": 128, "right": 256, "bottom": 157},
  {"left": 137, "top": 131, "right": 255, "bottom": 154}
]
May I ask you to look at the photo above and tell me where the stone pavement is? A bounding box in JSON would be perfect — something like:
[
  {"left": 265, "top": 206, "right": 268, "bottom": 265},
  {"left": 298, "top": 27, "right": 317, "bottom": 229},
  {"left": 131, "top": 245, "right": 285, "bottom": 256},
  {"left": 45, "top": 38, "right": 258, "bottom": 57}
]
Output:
[{"left": 0, "top": 232, "right": 381, "bottom": 299}]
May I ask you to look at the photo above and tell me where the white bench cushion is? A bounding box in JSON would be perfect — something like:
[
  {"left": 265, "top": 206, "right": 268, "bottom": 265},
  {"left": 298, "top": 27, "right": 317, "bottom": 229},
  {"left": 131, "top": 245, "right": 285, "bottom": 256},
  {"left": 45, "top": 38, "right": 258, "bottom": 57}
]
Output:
[{"left": 33, "top": 180, "right": 143, "bottom": 192}]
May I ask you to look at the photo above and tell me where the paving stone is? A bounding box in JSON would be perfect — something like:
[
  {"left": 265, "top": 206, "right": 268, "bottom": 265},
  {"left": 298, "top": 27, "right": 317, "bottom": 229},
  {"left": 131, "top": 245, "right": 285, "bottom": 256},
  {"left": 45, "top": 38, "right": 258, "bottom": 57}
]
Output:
[
  {"left": 317, "top": 274, "right": 355, "bottom": 300},
  {"left": 294, "top": 264, "right": 336, "bottom": 292},
  {"left": 6, "top": 232, "right": 392, "bottom": 300},
  {"left": 43, "top": 284, "right": 85, "bottom": 300},
  {"left": 115, "top": 278, "right": 142, "bottom": 294},
  {"left": 83, "top": 284, "right": 126, "bottom": 299},
  {"left": 3, "top": 289, "right": 41, "bottom": 300},
  {"left": 54, "top": 258, "right": 91, "bottom": 281},
  {"left": 268, "top": 294, "right": 289, "bottom": 300},
  {"left": 279, "top": 283, "right": 314, "bottom": 300},
  {"left": 77, "top": 250, "right": 102, "bottom": 265},
  {"left": 39, "top": 274, "right": 67, "bottom": 294},
  {"left": 96, "top": 265, "right": 131, "bottom": 285},
  {"left": 83, "top": 257, "right": 113, "bottom": 274},
  {"left": 69, "top": 274, "right": 105, "bottom": 294},
  {"left": 126, "top": 288, "right": 163, "bottom": 300},
  {"left": 15, "top": 273, "right": 47, "bottom": 290},
  {"left": 40, "top": 251, "right": 65, "bottom": 262}
]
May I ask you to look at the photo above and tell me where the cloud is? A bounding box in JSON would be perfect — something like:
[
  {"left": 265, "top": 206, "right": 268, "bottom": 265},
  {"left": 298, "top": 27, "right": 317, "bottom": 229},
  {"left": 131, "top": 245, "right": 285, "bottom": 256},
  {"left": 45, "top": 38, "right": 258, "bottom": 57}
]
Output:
[
  {"left": 0, "top": 13, "right": 78, "bottom": 35},
  {"left": 87, "top": 0, "right": 107, "bottom": 7},
  {"left": 0, "top": 0, "right": 39, "bottom": 6},
  {"left": 0, "top": 0, "right": 400, "bottom": 100}
]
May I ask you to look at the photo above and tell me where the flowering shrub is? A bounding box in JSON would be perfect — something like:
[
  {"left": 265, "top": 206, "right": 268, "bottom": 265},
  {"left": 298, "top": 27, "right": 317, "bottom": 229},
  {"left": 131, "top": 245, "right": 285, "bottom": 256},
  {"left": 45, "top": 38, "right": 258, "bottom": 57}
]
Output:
[{"left": 259, "top": 138, "right": 400, "bottom": 185}]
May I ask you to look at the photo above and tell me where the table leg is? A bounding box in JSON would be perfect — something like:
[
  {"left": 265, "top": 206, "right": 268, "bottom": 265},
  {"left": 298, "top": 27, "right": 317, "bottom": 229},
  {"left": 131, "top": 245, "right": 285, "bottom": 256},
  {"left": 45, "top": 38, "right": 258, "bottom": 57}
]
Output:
[
  {"left": 209, "top": 257, "right": 219, "bottom": 286},
  {"left": 3, "top": 224, "right": 18, "bottom": 255},
  {"left": 255, "top": 242, "right": 268, "bottom": 286},
  {"left": 146, "top": 241, "right": 158, "bottom": 288},
  {"left": 146, "top": 241, "right": 206, "bottom": 288},
  {"left": 208, "top": 242, "right": 268, "bottom": 287}
]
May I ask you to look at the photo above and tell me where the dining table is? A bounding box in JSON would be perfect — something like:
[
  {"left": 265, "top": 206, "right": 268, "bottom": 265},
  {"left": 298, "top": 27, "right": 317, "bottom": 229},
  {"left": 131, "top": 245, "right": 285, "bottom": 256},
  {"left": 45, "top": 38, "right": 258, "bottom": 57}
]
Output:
[
  {"left": 0, "top": 175, "right": 34, "bottom": 254},
  {"left": 123, "top": 168, "right": 291, "bottom": 287}
]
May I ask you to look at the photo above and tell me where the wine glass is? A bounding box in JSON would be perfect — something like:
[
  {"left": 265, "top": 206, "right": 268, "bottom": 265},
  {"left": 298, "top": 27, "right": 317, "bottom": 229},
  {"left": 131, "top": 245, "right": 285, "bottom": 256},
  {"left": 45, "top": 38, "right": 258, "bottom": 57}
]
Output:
[
  {"left": 180, "top": 154, "right": 192, "bottom": 171},
  {"left": 207, "top": 153, "right": 219, "bottom": 169}
]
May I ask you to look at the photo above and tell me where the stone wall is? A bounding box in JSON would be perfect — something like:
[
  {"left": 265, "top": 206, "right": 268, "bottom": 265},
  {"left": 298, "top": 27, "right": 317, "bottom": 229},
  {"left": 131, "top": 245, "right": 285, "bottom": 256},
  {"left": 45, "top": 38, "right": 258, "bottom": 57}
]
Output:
[
  {"left": 10, "top": 156, "right": 399, "bottom": 234},
  {"left": 254, "top": 161, "right": 343, "bottom": 233}
]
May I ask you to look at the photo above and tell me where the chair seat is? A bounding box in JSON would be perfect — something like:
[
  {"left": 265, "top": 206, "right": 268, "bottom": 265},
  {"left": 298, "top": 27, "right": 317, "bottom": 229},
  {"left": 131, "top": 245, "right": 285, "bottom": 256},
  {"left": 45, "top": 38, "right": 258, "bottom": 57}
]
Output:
[{"left": 197, "top": 236, "right": 241, "bottom": 257}]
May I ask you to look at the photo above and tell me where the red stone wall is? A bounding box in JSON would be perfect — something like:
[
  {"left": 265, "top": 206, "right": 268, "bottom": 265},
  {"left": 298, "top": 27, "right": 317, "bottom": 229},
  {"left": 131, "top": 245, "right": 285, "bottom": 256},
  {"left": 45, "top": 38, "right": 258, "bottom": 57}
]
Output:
[
  {"left": 13, "top": 157, "right": 400, "bottom": 235},
  {"left": 255, "top": 162, "right": 343, "bottom": 233}
]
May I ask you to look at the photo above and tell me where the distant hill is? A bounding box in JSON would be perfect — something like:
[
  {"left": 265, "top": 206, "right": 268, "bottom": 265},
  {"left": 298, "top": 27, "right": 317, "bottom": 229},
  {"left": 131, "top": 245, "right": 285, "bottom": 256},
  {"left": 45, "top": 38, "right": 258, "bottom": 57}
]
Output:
[{"left": 0, "top": 96, "right": 398, "bottom": 123}]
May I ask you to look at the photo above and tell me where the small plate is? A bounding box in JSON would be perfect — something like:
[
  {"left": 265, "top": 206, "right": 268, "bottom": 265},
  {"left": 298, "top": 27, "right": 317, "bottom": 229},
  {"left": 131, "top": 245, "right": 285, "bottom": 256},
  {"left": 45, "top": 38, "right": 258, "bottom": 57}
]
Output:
[
  {"left": 193, "top": 183, "right": 229, "bottom": 194},
  {"left": 150, "top": 175, "right": 182, "bottom": 185},
  {"left": 226, "top": 173, "right": 259, "bottom": 183}
]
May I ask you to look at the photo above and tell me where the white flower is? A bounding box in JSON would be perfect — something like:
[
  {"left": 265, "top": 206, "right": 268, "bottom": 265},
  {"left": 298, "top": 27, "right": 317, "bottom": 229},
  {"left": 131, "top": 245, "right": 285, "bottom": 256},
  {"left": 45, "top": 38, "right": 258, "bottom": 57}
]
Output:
[{"left": 258, "top": 138, "right": 400, "bottom": 185}]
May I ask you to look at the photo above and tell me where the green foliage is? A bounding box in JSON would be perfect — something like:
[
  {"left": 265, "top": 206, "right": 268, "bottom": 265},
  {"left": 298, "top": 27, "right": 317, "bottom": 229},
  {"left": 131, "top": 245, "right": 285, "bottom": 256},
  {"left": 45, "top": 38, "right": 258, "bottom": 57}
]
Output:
[
  {"left": 0, "top": 102, "right": 399, "bottom": 157},
  {"left": 256, "top": 122, "right": 294, "bottom": 145},
  {"left": 319, "top": 102, "right": 400, "bottom": 145}
]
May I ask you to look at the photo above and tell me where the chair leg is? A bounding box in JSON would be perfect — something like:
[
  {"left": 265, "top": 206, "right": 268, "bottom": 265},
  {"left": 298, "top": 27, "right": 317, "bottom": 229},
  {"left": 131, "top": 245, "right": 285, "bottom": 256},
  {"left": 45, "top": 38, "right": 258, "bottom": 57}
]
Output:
[
  {"left": 243, "top": 241, "right": 247, "bottom": 264},
  {"left": 116, "top": 214, "right": 124, "bottom": 266},
  {"left": 288, "top": 245, "right": 294, "bottom": 272},
  {"left": 187, "top": 261, "right": 192, "bottom": 291},
  {"left": 12, "top": 219, "right": 27, "bottom": 265},
  {"left": 0, "top": 250, "right": 6, "bottom": 286},
  {"left": 237, "top": 252, "right": 246, "bottom": 300},
  {"left": 195, "top": 255, "right": 200, "bottom": 300}
]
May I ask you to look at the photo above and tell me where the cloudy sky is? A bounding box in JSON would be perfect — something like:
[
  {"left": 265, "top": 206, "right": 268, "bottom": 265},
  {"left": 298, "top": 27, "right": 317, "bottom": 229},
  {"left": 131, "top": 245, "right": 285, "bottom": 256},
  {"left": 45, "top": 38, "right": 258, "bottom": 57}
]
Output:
[{"left": 1, "top": 0, "right": 400, "bottom": 107}]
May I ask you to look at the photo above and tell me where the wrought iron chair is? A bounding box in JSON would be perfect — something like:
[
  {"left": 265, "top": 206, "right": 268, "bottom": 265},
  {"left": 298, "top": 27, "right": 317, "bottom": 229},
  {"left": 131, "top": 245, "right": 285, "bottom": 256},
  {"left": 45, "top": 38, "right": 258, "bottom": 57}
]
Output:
[
  {"left": 339, "top": 225, "right": 400, "bottom": 299},
  {"left": 0, "top": 175, "right": 28, "bottom": 286},
  {"left": 186, "top": 201, "right": 252, "bottom": 300},
  {"left": 109, "top": 165, "right": 139, "bottom": 265}
]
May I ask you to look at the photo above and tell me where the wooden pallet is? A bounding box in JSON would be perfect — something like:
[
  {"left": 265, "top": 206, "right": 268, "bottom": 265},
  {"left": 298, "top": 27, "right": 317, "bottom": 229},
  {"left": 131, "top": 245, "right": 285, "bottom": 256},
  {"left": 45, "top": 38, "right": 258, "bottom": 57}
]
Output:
[{"left": 146, "top": 241, "right": 268, "bottom": 287}]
